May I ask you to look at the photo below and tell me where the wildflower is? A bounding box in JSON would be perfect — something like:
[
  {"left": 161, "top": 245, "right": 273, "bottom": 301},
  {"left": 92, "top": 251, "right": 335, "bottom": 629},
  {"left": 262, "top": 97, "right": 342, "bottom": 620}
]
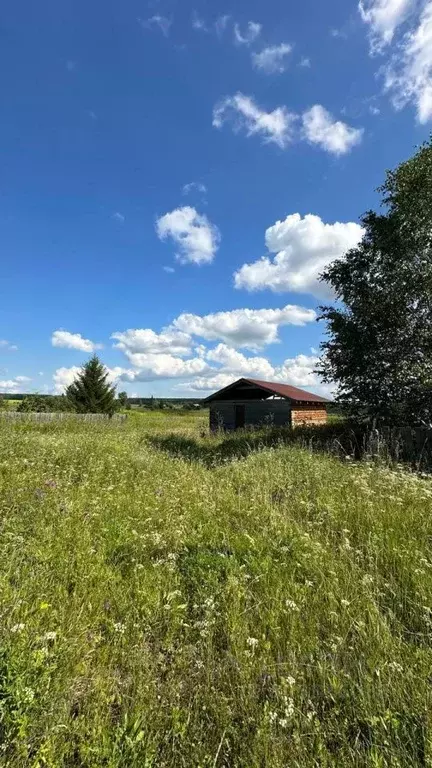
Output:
[
  {"left": 279, "top": 718, "right": 288, "bottom": 728},
  {"left": 23, "top": 687, "right": 35, "bottom": 703},
  {"left": 113, "top": 622, "right": 126, "bottom": 634},
  {"left": 11, "top": 623, "right": 25, "bottom": 634},
  {"left": 286, "top": 675, "right": 296, "bottom": 686},
  {"left": 285, "top": 599, "right": 299, "bottom": 612},
  {"left": 388, "top": 661, "right": 403, "bottom": 673},
  {"left": 341, "top": 599, "right": 350, "bottom": 607},
  {"left": 246, "top": 637, "right": 259, "bottom": 648},
  {"left": 43, "top": 631, "right": 57, "bottom": 642}
]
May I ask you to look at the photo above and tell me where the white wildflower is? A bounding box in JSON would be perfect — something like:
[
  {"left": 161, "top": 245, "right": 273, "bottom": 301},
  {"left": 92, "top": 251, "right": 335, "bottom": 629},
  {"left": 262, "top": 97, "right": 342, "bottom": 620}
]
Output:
[
  {"left": 11, "top": 623, "right": 25, "bottom": 634},
  {"left": 285, "top": 599, "right": 299, "bottom": 611},
  {"left": 246, "top": 636, "right": 259, "bottom": 648},
  {"left": 43, "top": 631, "right": 57, "bottom": 642}
]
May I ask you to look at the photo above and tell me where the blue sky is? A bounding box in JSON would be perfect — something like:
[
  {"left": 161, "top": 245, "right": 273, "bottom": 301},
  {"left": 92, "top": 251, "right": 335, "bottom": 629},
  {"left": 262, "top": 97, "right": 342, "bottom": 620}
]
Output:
[{"left": 1, "top": 0, "right": 431, "bottom": 396}]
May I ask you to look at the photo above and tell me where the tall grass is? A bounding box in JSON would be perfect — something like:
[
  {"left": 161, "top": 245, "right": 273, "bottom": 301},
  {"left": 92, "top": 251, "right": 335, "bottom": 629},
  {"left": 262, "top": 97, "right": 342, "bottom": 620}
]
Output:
[{"left": 0, "top": 413, "right": 431, "bottom": 766}]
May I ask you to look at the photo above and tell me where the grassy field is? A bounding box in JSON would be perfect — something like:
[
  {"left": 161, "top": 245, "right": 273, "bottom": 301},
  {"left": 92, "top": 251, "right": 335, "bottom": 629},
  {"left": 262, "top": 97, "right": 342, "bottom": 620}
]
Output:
[{"left": 0, "top": 411, "right": 431, "bottom": 767}]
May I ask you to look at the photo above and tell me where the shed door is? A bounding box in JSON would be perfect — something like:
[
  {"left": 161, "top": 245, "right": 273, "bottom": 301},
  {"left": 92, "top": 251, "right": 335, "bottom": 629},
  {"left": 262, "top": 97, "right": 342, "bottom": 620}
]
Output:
[{"left": 235, "top": 404, "right": 245, "bottom": 429}]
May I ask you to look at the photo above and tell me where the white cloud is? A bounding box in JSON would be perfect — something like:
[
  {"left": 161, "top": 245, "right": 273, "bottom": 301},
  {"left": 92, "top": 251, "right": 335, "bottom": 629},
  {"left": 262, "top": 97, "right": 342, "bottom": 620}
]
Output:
[
  {"left": 299, "top": 56, "right": 311, "bottom": 68},
  {"left": 206, "top": 344, "right": 275, "bottom": 379},
  {"left": 234, "top": 21, "right": 262, "bottom": 45},
  {"left": 120, "top": 355, "right": 211, "bottom": 382},
  {"left": 192, "top": 12, "right": 208, "bottom": 32},
  {"left": 0, "top": 378, "right": 27, "bottom": 393},
  {"left": 215, "top": 15, "right": 230, "bottom": 36},
  {"left": 213, "top": 93, "right": 297, "bottom": 149},
  {"left": 53, "top": 366, "right": 82, "bottom": 394},
  {"left": 182, "top": 181, "right": 207, "bottom": 196},
  {"left": 179, "top": 352, "right": 333, "bottom": 397},
  {"left": 302, "top": 105, "right": 363, "bottom": 155},
  {"left": 112, "top": 212, "right": 125, "bottom": 224},
  {"left": 234, "top": 213, "right": 364, "bottom": 300},
  {"left": 112, "top": 328, "right": 192, "bottom": 358},
  {"left": 213, "top": 95, "right": 362, "bottom": 154},
  {"left": 173, "top": 304, "right": 316, "bottom": 349},
  {"left": 384, "top": 0, "right": 432, "bottom": 123},
  {"left": 0, "top": 340, "right": 18, "bottom": 351},
  {"left": 51, "top": 330, "right": 103, "bottom": 353},
  {"left": 252, "top": 43, "right": 293, "bottom": 74},
  {"left": 163, "top": 266, "right": 175, "bottom": 273},
  {"left": 156, "top": 206, "right": 220, "bottom": 265},
  {"left": 53, "top": 365, "right": 123, "bottom": 394},
  {"left": 139, "top": 15, "right": 172, "bottom": 37},
  {"left": 359, "top": 0, "right": 414, "bottom": 52}
]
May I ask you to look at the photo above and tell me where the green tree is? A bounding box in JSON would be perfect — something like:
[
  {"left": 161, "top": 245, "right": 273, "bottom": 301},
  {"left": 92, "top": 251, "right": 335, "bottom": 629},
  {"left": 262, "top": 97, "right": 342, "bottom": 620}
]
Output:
[
  {"left": 318, "top": 138, "right": 432, "bottom": 425},
  {"left": 66, "top": 356, "right": 117, "bottom": 415},
  {"left": 17, "top": 395, "right": 50, "bottom": 413},
  {"left": 117, "top": 391, "right": 128, "bottom": 409}
]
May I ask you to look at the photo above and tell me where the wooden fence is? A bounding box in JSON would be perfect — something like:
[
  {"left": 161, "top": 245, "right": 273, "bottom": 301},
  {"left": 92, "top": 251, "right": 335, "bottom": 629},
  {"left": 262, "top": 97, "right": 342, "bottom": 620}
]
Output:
[{"left": 0, "top": 412, "right": 127, "bottom": 423}]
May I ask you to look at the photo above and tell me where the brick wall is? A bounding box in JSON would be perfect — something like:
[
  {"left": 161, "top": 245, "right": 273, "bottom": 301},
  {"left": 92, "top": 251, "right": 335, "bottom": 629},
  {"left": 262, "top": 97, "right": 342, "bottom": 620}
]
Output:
[{"left": 291, "top": 404, "right": 327, "bottom": 427}]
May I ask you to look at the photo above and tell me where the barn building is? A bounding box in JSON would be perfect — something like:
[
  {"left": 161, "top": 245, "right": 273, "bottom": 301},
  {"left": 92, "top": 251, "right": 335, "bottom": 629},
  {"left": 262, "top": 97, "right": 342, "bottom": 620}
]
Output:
[{"left": 204, "top": 378, "right": 329, "bottom": 431}]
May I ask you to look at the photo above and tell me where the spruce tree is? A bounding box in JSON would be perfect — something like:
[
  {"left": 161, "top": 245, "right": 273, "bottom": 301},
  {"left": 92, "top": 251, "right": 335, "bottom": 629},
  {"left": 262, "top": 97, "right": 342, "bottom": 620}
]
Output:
[{"left": 66, "top": 356, "right": 117, "bottom": 415}]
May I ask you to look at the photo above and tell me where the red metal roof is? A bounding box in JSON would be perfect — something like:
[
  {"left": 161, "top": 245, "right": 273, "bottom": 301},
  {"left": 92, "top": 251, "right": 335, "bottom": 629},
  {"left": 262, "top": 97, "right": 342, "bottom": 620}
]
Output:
[{"left": 203, "top": 377, "right": 330, "bottom": 404}]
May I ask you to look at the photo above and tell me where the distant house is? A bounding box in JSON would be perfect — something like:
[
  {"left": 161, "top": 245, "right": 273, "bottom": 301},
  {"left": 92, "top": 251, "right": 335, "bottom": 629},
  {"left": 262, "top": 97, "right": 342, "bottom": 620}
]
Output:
[{"left": 203, "top": 378, "right": 330, "bottom": 431}]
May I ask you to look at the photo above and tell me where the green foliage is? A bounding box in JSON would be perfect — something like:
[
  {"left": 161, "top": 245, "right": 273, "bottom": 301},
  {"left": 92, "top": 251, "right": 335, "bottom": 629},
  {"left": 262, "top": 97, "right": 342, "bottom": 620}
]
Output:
[
  {"left": 0, "top": 412, "right": 431, "bottom": 765},
  {"left": 319, "top": 137, "right": 432, "bottom": 425},
  {"left": 117, "top": 391, "right": 128, "bottom": 408},
  {"left": 66, "top": 355, "right": 117, "bottom": 415},
  {"left": 16, "top": 395, "right": 73, "bottom": 413},
  {"left": 0, "top": 395, "right": 7, "bottom": 410}
]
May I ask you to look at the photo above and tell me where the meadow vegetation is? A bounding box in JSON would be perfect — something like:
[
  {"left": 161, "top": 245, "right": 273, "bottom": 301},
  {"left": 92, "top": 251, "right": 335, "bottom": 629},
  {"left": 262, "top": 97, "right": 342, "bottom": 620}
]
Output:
[{"left": 0, "top": 411, "right": 431, "bottom": 766}]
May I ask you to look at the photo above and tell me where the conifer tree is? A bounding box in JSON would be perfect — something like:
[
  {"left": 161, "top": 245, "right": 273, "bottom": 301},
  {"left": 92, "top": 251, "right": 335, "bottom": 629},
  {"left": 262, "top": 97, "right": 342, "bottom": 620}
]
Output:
[{"left": 66, "top": 356, "right": 117, "bottom": 415}]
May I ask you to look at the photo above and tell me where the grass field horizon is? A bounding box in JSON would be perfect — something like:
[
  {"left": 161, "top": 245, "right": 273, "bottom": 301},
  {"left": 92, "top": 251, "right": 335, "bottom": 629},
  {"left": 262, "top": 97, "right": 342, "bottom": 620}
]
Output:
[{"left": 1, "top": 411, "right": 431, "bottom": 766}]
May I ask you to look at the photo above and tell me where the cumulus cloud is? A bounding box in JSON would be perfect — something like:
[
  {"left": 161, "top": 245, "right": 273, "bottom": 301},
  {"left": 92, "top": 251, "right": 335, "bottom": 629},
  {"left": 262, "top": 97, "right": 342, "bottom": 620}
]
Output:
[
  {"left": 173, "top": 304, "right": 316, "bottom": 349},
  {"left": 156, "top": 206, "right": 220, "bottom": 265},
  {"left": 384, "top": 0, "right": 432, "bottom": 123},
  {"left": 213, "top": 93, "right": 297, "bottom": 149},
  {"left": 359, "top": 0, "right": 414, "bottom": 51},
  {"left": 302, "top": 105, "right": 364, "bottom": 155},
  {"left": 252, "top": 43, "right": 293, "bottom": 74},
  {"left": 112, "top": 328, "right": 192, "bottom": 359},
  {"left": 120, "top": 355, "right": 211, "bottom": 382},
  {"left": 112, "top": 212, "right": 125, "bottom": 224},
  {"left": 233, "top": 21, "right": 262, "bottom": 45},
  {"left": 178, "top": 352, "right": 332, "bottom": 397},
  {"left": 53, "top": 365, "right": 123, "bottom": 394},
  {"left": 234, "top": 213, "right": 364, "bottom": 300},
  {"left": 0, "top": 377, "right": 29, "bottom": 393},
  {"left": 53, "top": 366, "right": 82, "bottom": 394},
  {"left": 206, "top": 344, "right": 275, "bottom": 379},
  {"left": 51, "top": 330, "right": 103, "bottom": 353},
  {"left": 0, "top": 340, "right": 18, "bottom": 351}
]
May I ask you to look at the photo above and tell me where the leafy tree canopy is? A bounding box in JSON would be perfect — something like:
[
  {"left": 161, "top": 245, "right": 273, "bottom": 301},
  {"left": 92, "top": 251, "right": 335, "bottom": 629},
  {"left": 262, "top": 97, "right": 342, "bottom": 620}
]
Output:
[{"left": 318, "top": 137, "right": 432, "bottom": 426}]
